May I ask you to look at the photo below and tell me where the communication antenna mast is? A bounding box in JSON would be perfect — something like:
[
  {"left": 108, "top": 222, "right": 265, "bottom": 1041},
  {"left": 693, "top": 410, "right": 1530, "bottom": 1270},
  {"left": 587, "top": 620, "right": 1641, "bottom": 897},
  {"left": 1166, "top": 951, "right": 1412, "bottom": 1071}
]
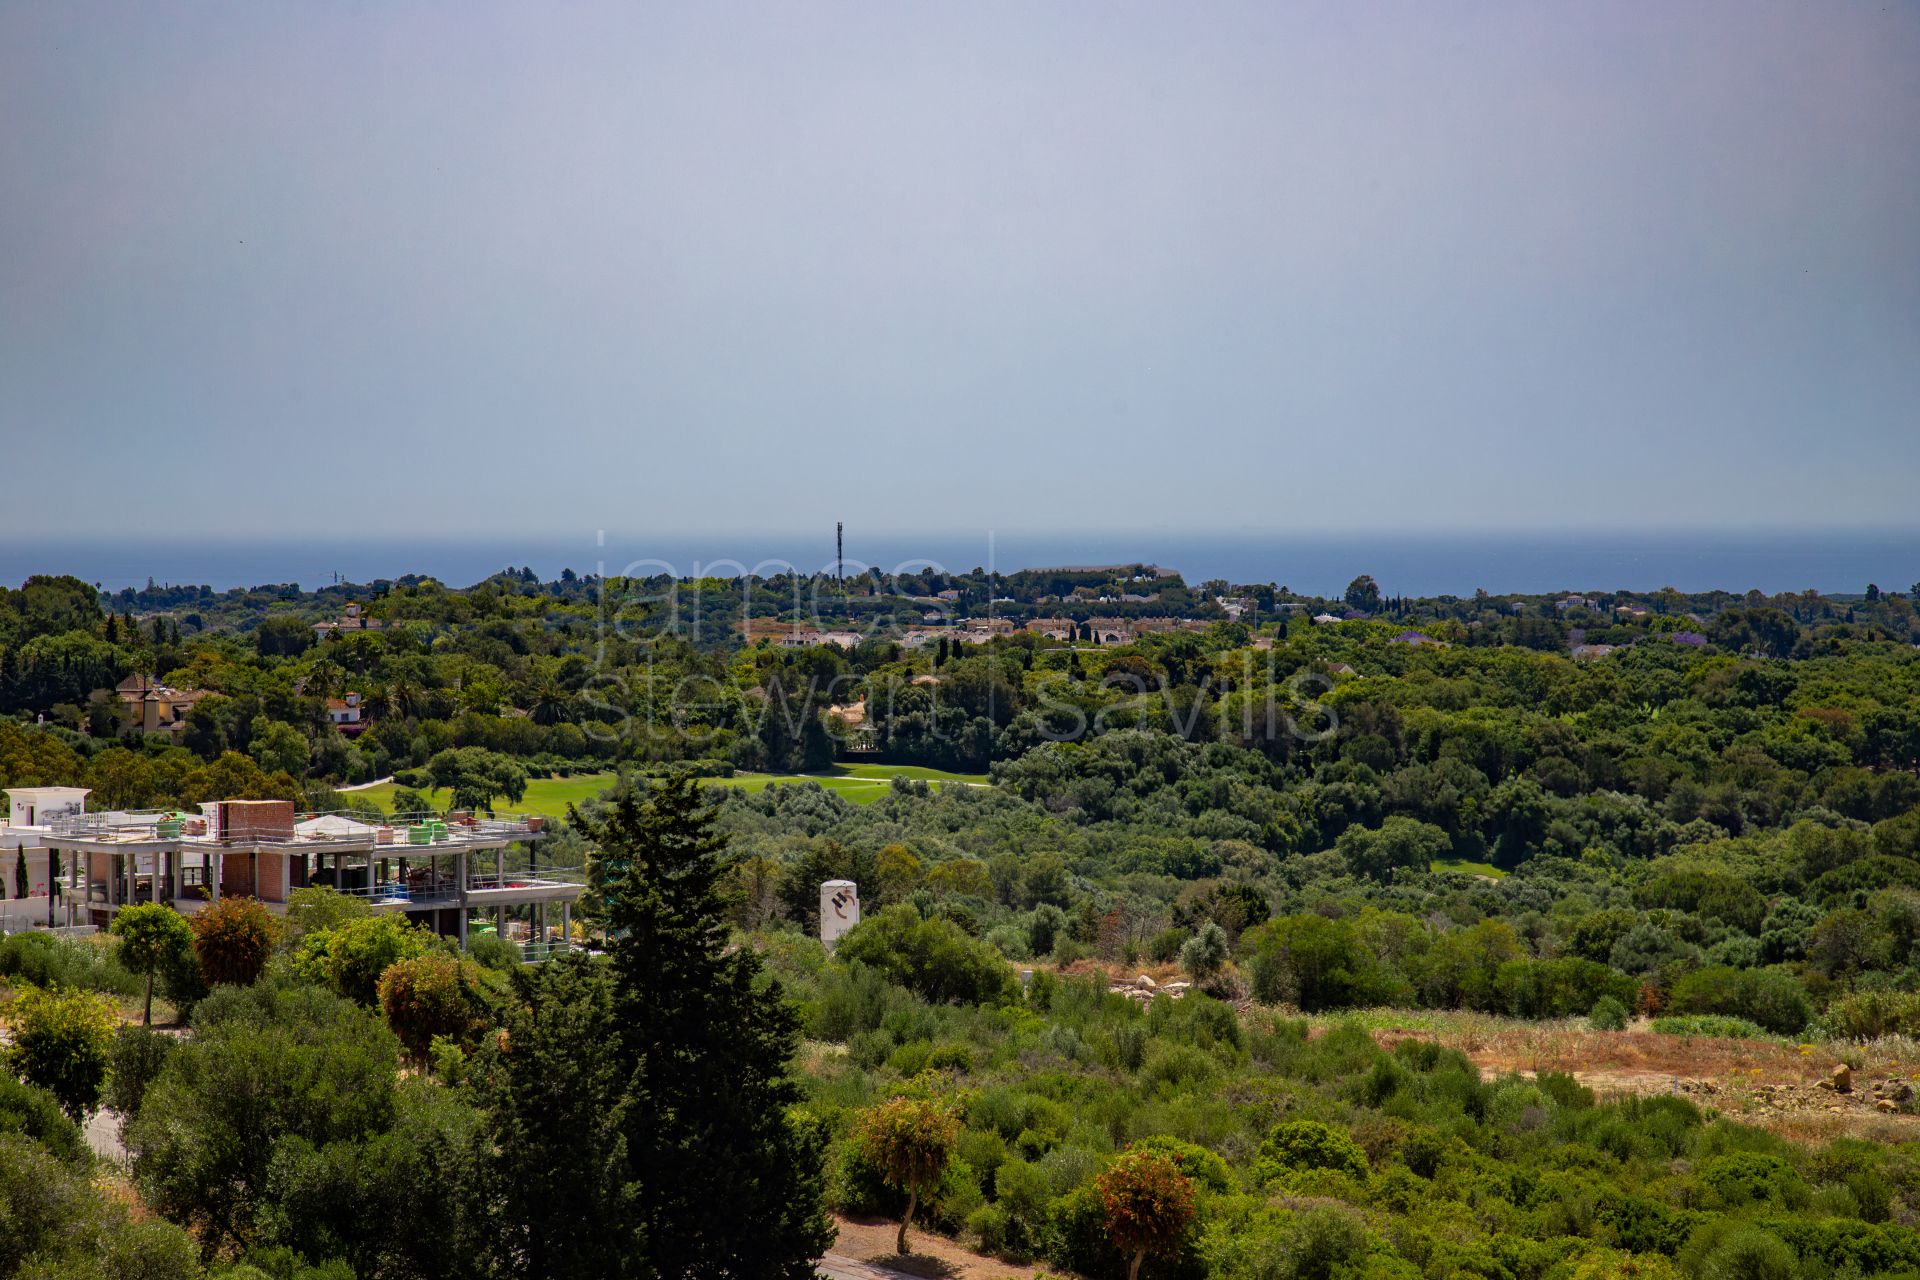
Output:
[{"left": 836, "top": 522, "right": 844, "bottom": 582}]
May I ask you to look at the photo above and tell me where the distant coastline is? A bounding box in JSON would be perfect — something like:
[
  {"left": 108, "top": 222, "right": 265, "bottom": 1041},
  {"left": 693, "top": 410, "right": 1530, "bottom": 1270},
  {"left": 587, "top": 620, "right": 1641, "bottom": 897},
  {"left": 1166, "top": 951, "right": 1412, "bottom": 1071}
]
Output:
[{"left": 3, "top": 527, "right": 1914, "bottom": 598}]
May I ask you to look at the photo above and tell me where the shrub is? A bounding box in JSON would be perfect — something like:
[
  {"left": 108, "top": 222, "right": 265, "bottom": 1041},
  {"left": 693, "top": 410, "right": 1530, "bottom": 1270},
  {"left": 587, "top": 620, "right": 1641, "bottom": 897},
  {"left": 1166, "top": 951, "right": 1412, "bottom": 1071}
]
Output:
[
  {"left": 1590, "top": 995, "right": 1630, "bottom": 1031},
  {"left": 1561, "top": 1247, "right": 1683, "bottom": 1279},
  {"left": 1129, "top": 1134, "right": 1234, "bottom": 1193},
  {"left": 295, "top": 914, "right": 434, "bottom": 1005},
  {"left": 1822, "top": 990, "right": 1920, "bottom": 1041},
  {"left": 1220, "top": 1206, "right": 1370, "bottom": 1280},
  {"left": 467, "top": 932, "right": 523, "bottom": 971},
  {"left": 0, "top": 1131, "right": 200, "bottom": 1278},
  {"left": 1337, "top": 816, "right": 1451, "bottom": 882},
  {"left": 283, "top": 885, "right": 372, "bottom": 943},
  {"left": 967, "top": 1202, "right": 1011, "bottom": 1255},
  {"left": 1178, "top": 922, "right": 1229, "bottom": 983},
  {"left": 0, "top": 1073, "right": 88, "bottom": 1165},
  {"left": 1499, "top": 956, "right": 1637, "bottom": 1018},
  {"left": 1150, "top": 927, "right": 1190, "bottom": 964},
  {"left": 1244, "top": 913, "right": 1410, "bottom": 1011},
  {"left": 1609, "top": 922, "right": 1696, "bottom": 976},
  {"left": 835, "top": 905, "right": 1016, "bottom": 1006},
  {"left": 1697, "top": 1227, "right": 1797, "bottom": 1280},
  {"left": 1651, "top": 1015, "right": 1767, "bottom": 1040},
  {"left": 985, "top": 924, "right": 1031, "bottom": 961},
  {"left": 1140, "top": 1042, "right": 1217, "bottom": 1093},
  {"left": 105, "top": 1023, "right": 176, "bottom": 1121},
  {"left": 377, "top": 952, "right": 491, "bottom": 1062},
  {"left": 190, "top": 896, "right": 280, "bottom": 986},
  {"left": 1254, "top": 1119, "right": 1369, "bottom": 1184},
  {"left": 1668, "top": 966, "right": 1811, "bottom": 1035},
  {"left": 0, "top": 930, "right": 140, "bottom": 996},
  {"left": 3, "top": 984, "right": 117, "bottom": 1119},
  {"left": 1695, "top": 1153, "right": 1809, "bottom": 1210},
  {"left": 1026, "top": 904, "right": 1068, "bottom": 957}
]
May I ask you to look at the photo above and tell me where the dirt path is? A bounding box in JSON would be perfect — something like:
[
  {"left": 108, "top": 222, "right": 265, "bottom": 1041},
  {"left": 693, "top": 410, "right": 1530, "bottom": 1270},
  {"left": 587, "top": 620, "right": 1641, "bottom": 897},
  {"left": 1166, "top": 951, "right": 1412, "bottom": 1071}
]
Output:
[{"left": 823, "top": 1215, "right": 1043, "bottom": 1280}]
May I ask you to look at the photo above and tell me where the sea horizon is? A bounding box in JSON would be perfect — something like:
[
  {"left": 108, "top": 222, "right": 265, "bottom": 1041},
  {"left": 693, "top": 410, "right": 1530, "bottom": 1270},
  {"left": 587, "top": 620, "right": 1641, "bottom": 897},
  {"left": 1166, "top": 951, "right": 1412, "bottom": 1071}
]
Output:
[{"left": 5, "top": 526, "right": 1915, "bottom": 599}]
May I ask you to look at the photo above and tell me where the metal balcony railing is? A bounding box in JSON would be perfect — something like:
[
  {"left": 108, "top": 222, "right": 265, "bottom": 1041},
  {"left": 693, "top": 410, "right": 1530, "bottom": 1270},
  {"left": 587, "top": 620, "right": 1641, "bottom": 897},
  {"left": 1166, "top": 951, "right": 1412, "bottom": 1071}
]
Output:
[
  {"left": 519, "top": 939, "right": 582, "bottom": 963},
  {"left": 327, "top": 867, "right": 587, "bottom": 906},
  {"left": 42, "top": 809, "right": 549, "bottom": 847}
]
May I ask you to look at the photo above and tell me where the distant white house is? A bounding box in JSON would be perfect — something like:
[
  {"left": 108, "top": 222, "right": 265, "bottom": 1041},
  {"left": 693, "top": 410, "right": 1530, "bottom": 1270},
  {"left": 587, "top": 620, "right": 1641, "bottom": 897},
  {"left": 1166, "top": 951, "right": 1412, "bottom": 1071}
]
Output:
[
  {"left": 313, "top": 602, "right": 384, "bottom": 635},
  {"left": 781, "top": 629, "right": 861, "bottom": 650}
]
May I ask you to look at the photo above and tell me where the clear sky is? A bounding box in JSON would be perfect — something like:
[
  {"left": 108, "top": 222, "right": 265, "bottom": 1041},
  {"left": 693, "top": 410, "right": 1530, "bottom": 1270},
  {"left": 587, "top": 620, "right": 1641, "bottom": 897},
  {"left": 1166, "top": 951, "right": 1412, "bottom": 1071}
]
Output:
[{"left": 1, "top": 2, "right": 1915, "bottom": 540}]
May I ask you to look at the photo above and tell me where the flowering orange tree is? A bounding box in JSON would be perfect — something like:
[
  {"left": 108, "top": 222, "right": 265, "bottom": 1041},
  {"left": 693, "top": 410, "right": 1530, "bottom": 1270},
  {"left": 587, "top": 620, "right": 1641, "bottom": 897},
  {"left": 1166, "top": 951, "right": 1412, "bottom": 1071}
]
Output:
[
  {"left": 1095, "top": 1147, "right": 1197, "bottom": 1280},
  {"left": 854, "top": 1095, "right": 962, "bottom": 1255}
]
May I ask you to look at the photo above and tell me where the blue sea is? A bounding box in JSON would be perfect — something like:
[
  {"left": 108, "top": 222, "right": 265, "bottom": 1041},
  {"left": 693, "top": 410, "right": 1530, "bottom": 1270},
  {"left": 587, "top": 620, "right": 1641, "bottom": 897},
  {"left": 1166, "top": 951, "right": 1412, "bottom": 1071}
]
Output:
[{"left": 3, "top": 528, "right": 1915, "bottom": 598}]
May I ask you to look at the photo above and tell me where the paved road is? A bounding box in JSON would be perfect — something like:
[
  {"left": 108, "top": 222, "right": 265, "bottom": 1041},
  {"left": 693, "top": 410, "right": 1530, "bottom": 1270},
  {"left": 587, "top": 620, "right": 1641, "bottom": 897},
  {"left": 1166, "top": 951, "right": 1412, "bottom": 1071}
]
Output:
[{"left": 85, "top": 1107, "right": 127, "bottom": 1163}]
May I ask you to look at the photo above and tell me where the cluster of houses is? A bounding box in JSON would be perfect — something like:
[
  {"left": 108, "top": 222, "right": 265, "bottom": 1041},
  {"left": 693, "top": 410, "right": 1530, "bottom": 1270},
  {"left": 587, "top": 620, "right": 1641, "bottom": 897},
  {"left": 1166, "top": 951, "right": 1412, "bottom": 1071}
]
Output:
[
  {"left": 110, "top": 673, "right": 364, "bottom": 735},
  {"left": 748, "top": 615, "right": 1228, "bottom": 653},
  {"left": 310, "top": 601, "right": 384, "bottom": 636}
]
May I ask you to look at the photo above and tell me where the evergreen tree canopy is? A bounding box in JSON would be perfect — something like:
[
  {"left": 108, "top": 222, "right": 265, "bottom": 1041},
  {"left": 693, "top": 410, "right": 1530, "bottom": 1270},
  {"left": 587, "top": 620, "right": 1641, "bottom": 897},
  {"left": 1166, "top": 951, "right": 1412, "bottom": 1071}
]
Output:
[{"left": 578, "top": 770, "right": 834, "bottom": 1278}]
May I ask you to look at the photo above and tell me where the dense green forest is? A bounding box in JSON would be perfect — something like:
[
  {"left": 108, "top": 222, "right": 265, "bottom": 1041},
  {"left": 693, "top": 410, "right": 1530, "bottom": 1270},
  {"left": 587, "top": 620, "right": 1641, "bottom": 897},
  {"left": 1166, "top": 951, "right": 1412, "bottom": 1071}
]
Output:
[{"left": 6, "top": 567, "right": 1920, "bottom": 1277}]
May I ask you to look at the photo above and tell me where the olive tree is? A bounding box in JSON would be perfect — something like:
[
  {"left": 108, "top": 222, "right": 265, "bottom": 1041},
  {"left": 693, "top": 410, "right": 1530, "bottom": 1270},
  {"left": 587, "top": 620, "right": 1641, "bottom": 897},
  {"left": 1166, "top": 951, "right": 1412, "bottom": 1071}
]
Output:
[{"left": 110, "top": 902, "right": 195, "bottom": 1025}]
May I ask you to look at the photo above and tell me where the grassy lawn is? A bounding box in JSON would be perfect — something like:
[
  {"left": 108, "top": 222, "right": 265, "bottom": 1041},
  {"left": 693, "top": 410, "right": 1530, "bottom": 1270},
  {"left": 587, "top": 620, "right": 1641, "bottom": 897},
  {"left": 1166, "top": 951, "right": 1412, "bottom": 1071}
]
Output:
[
  {"left": 715, "top": 762, "right": 987, "bottom": 806},
  {"left": 1430, "top": 857, "right": 1508, "bottom": 879},
  {"left": 346, "top": 773, "right": 620, "bottom": 819},
  {"left": 345, "top": 763, "right": 989, "bottom": 816}
]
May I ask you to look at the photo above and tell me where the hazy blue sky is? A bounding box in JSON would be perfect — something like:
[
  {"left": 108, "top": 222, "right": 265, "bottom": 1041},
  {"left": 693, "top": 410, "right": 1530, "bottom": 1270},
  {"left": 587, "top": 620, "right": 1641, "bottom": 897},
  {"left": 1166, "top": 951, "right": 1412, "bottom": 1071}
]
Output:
[{"left": 2, "top": 2, "right": 1915, "bottom": 540}]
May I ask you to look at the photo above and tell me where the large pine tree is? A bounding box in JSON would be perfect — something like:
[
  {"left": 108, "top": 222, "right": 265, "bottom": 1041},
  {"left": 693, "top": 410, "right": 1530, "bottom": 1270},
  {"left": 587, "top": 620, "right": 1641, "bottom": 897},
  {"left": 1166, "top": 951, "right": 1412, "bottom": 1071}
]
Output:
[{"left": 587, "top": 770, "right": 834, "bottom": 1279}]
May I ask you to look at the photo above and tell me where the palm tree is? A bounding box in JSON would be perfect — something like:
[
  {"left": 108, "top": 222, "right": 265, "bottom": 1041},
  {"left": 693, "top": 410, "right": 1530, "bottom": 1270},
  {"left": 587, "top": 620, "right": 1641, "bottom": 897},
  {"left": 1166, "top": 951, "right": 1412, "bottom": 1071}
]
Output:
[
  {"left": 527, "top": 675, "right": 571, "bottom": 726},
  {"left": 389, "top": 678, "right": 422, "bottom": 721},
  {"left": 304, "top": 657, "right": 344, "bottom": 701}
]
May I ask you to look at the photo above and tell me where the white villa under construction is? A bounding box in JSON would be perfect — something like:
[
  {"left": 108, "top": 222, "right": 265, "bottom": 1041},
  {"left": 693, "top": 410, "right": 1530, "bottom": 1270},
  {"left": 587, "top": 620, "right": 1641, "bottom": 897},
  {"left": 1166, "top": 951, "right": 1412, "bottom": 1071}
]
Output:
[{"left": 0, "top": 787, "right": 583, "bottom": 958}]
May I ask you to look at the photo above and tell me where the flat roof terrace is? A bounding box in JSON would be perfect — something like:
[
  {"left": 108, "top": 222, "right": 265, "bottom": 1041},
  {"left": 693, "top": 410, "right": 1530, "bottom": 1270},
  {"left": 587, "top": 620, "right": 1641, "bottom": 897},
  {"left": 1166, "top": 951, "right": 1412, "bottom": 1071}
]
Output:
[{"left": 42, "top": 810, "right": 548, "bottom": 854}]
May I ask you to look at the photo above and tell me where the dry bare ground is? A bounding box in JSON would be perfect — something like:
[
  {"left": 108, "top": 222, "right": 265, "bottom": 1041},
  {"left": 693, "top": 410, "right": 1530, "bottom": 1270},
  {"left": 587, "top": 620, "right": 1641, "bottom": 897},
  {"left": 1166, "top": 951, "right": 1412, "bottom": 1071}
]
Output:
[
  {"left": 1364, "top": 1016, "right": 1920, "bottom": 1144},
  {"left": 823, "top": 1214, "right": 1047, "bottom": 1280}
]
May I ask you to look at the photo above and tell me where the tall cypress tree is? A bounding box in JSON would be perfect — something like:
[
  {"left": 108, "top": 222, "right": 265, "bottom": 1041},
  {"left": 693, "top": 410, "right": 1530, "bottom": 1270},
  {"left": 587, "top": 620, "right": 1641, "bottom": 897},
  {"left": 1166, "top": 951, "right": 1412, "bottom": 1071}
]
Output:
[
  {"left": 480, "top": 952, "right": 637, "bottom": 1279},
  {"left": 585, "top": 771, "right": 833, "bottom": 1279}
]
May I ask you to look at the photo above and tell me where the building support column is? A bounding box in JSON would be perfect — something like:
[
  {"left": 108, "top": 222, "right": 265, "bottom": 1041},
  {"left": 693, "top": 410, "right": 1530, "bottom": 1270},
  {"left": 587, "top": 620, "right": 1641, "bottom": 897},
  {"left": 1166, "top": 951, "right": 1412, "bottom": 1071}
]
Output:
[{"left": 456, "top": 850, "right": 469, "bottom": 950}]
